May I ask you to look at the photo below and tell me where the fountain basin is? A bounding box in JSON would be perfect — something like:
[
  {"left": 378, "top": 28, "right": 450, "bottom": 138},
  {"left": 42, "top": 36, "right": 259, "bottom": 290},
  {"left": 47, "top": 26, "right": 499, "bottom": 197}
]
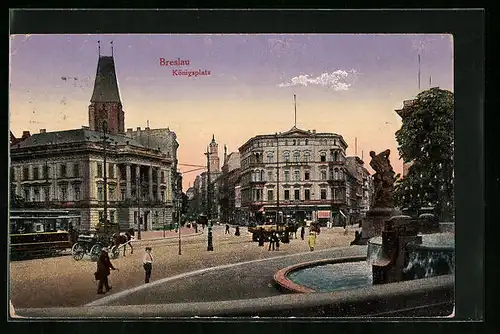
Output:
[{"left": 274, "top": 256, "right": 368, "bottom": 293}]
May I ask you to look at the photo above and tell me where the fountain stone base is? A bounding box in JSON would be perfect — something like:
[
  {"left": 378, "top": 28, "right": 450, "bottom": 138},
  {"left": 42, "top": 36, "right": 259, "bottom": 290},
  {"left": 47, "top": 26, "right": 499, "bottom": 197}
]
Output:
[{"left": 358, "top": 207, "right": 399, "bottom": 245}]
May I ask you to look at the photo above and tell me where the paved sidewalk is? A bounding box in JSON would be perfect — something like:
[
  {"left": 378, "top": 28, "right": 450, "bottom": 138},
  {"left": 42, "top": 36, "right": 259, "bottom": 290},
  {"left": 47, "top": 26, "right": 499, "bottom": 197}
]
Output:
[{"left": 134, "top": 227, "right": 199, "bottom": 241}]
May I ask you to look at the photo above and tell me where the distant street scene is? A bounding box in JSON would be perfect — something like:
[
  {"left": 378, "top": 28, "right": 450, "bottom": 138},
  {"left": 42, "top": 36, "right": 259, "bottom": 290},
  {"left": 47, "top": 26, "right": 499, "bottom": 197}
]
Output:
[{"left": 9, "top": 32, "right": 455, "bottom": 318}]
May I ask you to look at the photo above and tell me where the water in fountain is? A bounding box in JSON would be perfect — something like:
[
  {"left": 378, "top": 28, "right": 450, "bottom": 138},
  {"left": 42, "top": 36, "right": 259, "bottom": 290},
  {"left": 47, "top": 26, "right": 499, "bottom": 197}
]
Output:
[
  {"left": 369, "top": 232, "right": 455, "bottom": 280},
  {"left": 287, "top": 261, "right": 373, "bottom": 293}
]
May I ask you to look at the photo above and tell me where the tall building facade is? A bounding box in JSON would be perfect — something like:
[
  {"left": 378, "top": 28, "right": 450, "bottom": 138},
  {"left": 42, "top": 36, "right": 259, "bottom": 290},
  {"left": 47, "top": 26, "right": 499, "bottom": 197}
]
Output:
[
  {"left": 218, "top": 147, "right": 241, "bottom": 224},
  {"left": 395, "top": 99, "right": 416, "bottom": 178},
  {"left": 238, "top": 126, "right": 353, "bottom": 225},
  {"left": 10, "top": 49, "right": 180, "bottom": 232}
]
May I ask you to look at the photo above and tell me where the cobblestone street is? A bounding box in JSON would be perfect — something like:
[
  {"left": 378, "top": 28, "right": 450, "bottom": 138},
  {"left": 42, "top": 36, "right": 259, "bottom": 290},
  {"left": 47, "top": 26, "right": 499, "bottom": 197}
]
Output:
[{"left": 10, "top": 226, "right": 361, "bottom": 309}]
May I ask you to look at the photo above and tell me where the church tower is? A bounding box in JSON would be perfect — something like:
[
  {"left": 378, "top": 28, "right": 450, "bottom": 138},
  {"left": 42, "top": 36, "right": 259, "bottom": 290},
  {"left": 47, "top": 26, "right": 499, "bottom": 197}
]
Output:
[
  {"left": 88, "top": 41, "right": 125, "bottom": 134},
  {"left": 209, "top": 134, "right": 220, "bottom": 172}
]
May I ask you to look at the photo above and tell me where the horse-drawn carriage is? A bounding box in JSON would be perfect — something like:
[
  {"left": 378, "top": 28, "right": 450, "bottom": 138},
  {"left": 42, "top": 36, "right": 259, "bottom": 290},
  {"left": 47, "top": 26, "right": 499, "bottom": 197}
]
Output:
[
  {"left": 71, "top": 221, "right": 134, "bottom": 261},
  {"left": 71, "top": 233, "right": 115, "bottom": 261}
]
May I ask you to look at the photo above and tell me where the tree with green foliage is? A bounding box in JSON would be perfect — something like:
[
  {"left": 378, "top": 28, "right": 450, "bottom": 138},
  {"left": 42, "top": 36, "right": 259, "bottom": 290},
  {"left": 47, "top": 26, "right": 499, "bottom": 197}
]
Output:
[{"left": 394, "top": 87, "right": 454, "bottom": 221}]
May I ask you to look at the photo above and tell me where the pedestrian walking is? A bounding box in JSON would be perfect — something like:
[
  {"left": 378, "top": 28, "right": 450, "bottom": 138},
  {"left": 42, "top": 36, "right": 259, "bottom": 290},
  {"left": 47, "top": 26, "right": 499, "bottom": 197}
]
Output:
[
  {"left": 194, "top": 222, "right": 198, "bottom": 233},
  {"left": 308, "top": 230, "right": 317, "bottom": 251},
  {"left": 225, "top": 224, "right": 230, "bottom": 235},
  {"left": 275, "top": 233, "right": 280, "bottom": 251},
  {"left": 268, "top": 232, "right": 276, "bottom": 251},
  {"left": 300, "top": 225, "right": 305, "bottom": 240},
  {"left": 95, "top": 248, "right": 117, "bottom": 294},
  {"left": 143, "top": 247, "right": 153, "bottom": 284},
  {"left": 258, "top": 227, "right": 265, "bottom": 247},
  {"left": 235, "top": 225, "right": 240, "bottom": 236}
]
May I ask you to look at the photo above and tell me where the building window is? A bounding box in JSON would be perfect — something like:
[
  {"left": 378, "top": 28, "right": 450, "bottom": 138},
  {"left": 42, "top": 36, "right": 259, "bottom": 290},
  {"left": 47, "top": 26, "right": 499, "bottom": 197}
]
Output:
[
  {"left": 267, "top": 153, "right": 274, "bottom": 163},
  {"left": 293, "top": 139, "right": 296, "bottom": 145},
  {"left": 74, "top": 185, "right": 80, "bottom": 201},
  {"left": 305, "top": 189, "right": 311, "bottom": 200},
  {"left": 109, "top": 164, "right": 115, "bottom": 178},
  {"left": 304, "top": 152, "right": 310, "bottom": 163},
  {"left": 99, "top": 211, "right": 104, "bottom": 224},
  {"left": 161, "top": 171, "right": 165, "bottom": 183},
  {"left": 121, "top": 189, "right": 126, "bottom": 201},
  {"left": 110, "top": 211, "right": 115, "bottom": 225},
  {"left": 267, "top": 171, "right": 273, "bottom": 182},
  {"left": 161, "top": 191, "right": 165, "bottom": 202},
  {"left": 33, "top": 167, "right": 39, "bottom": 180},
  {"left": 73, "top": 163, "right": 80, "bottom": 177},
  {"left": 294, "top": 189, "right": 300, "bottom": 200},
  {"left": 60, "top": 164, "right": 67, "bottom": 178},
  {"left": 305, "top": 139, "right": 308, "bottom": 145},
  {"left": 44, "top": 186, "right": 50, "bottom": 201},
  {"left": 305, "top": 171, "right": 310, "bottom": 180},
  {"left": 267, "top": 189, "right": 274, "bottom": 201},
  {"left": 321, "top": 170, "right": 327, "bottom": 180},
  {"left": 284, "top": 170, "right": 290, "bottom": 182},
  {"left": 320, "top": 153, "right": 326, "bottom": 162},
  {"left": 334, "top": 168, "right": 339, "bottom": 180},
  {"left": 285, "top": 140, "right": 288, "bottom": 146},
  {"left": 60, "top": 185, "right": 67, "bottom": 201},
  {"left": 43, "top": 165, "right": 50, "bottom": 179},
  {"left": 23, "top": 167, "right": 29, "bottom": 181},
  {"left": 294, "top": 170, "right": 300, "bottom": 181},
  {"left": 284, "top": 152, "right": 290, "bottom": 162},
  {"left": 34, "top": 187, "right": 40, "bottom": 201},
  {"left": 294, "top": 152, "right": 300, "bottom": 162},
  {"left": 97, "top": 163, "right": 103, "bottom": 178},
  {"left": 97, "top": 186, "right": 103, "bottom": 201},
  {"left": 260, "top": 170, "right": 264, "bottom": 181},
  {"left": 284, "top": 190, "right": 290, "bottom": 200},
  {"left": 10, "top": 167, "right": 15, "bottom": 182},
  {"left": 109, "top": 186, "right": 115, "bottom": 201},
  {"left": 320, "top": 188, "right": 327, "bottom": 200},
  {"left": 24, "top": 187, "right": 30, "bottom": 201}
]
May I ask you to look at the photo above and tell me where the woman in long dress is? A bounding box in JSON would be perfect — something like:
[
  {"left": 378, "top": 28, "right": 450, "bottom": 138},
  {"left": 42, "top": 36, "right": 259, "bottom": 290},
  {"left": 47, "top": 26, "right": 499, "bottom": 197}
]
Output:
[{"left": 308, "top": 229, "right": 317, "bottom": 251}]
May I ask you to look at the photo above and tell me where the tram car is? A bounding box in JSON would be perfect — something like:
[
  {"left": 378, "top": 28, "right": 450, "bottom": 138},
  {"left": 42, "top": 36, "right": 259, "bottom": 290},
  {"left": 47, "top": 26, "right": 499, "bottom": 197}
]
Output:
[{"left": 10, "top": 210, "right": 81, "bottom": 257}]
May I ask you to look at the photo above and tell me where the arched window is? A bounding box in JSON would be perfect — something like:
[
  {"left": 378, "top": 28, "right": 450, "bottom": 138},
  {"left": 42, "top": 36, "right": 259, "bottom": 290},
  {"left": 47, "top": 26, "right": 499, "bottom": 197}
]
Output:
[
  {"left": 293, "top": 151, "right": 300, "bottom": 162},
  {"left": 267, "top": 152, "right": 274, "bottom": 163},
  {"left": 260, "top": 170, "right": 264, "bottom": 181},
  {"left": 251, "top": 171, "right": 255, "bottom": 181},
  {"left": 334, "top": 168, "right": 339, "bottom": 180},
  {"left": 333, "top": 151, "right": 338, "bottom": 162},
  {"left": 305, "top": 139, "right": 308, "bottom": 145},
  {"left": 304, "top": 151, "right": 310, "bottom": 163},
  {"left": 320, "top": 152, "right": 327, "bottom": 162},
  {"left": 284, "top": 152, "right": 290, "bottom": 162}
]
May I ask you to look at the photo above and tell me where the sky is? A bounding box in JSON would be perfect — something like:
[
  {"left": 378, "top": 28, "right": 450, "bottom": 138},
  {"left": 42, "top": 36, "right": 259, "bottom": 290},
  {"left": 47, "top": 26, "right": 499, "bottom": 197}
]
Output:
[{"left": 9, "top": 34, "right": 453, "bottom": 191}]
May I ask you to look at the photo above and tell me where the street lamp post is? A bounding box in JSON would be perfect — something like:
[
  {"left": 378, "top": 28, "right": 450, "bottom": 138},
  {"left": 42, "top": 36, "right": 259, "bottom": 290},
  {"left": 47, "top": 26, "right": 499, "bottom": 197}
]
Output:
[
  {"left": 102, "top": 120, "right": 108, "bottom": 234},
  {"left": 137, "top": 172, "right": 142, "bottom": 240},
  {"left": 276, "top": 133, "right": 280, "bottom": 231},
  {"left": 205, "top": 146, "right": 213, "bottom": 251},
  {"left": 163, "top": 206, "right": 166, "bottom": 238},
  {"left": 178, "top": 197, "right": 182, "bottom": 255}
]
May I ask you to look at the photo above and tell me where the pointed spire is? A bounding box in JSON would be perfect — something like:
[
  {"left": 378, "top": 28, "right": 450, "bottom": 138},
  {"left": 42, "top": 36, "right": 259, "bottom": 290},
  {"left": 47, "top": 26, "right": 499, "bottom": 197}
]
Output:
[
  {"left": 98, "top": 40, "right": 101, "bottom": 57},
  {"left": 111, "top": 41, "right": 114, "bottom": 56},
  {"left": 91, "top": 54, "right": 121, "bottom": 103}
]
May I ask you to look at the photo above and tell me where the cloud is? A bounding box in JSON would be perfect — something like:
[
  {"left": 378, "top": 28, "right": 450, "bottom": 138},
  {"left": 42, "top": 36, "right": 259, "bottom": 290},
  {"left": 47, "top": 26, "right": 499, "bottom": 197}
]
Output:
[{"left": 278, "top": 69, "right": 358, "bottom": 91}]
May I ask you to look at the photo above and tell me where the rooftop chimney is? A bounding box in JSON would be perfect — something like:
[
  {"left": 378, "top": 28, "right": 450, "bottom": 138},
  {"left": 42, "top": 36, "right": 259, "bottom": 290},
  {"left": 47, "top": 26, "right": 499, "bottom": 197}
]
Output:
[
  {"left": 39, "top": 129, "right": 46, "bottom": 133},
  {"left": 22, "top": 131, "right": 31, "bottom": 138},
  {"left": 127, "top": 128, "right": 133, "bottom": 132},
  {"left": 312, "top": 130, "right": 316, "bottom": 134},
  {"left": 137, "top": 127, "right": 141, "bottom": 131}
]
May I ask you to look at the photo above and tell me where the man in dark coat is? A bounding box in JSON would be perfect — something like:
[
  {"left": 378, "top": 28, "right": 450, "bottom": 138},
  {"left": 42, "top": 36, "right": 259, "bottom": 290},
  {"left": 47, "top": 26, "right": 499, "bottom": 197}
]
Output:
[
  {"left": 300, "top": 225, "right": 305, "bottom": 240},
  {"left": 95, "top": 248, "right": 117, "bottom": 294},
  {"left": 258, "top": 227, "right": 265, "bottom": 246}
]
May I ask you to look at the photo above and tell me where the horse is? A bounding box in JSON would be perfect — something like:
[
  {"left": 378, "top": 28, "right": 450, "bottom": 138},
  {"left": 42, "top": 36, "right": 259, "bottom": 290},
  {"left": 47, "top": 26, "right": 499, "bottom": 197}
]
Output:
[
  {"left": 286, "top": 223, "right": 299, "bottom": 239},
  {"left": 112, "top": 228, "right": 134, "bottom": 256}
]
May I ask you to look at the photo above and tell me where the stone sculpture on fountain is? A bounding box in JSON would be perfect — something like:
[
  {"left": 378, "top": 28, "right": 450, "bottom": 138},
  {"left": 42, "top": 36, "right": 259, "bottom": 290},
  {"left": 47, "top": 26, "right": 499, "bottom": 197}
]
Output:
[{"left": 355, "top": 149, "right": 400, "bottom": 244}]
